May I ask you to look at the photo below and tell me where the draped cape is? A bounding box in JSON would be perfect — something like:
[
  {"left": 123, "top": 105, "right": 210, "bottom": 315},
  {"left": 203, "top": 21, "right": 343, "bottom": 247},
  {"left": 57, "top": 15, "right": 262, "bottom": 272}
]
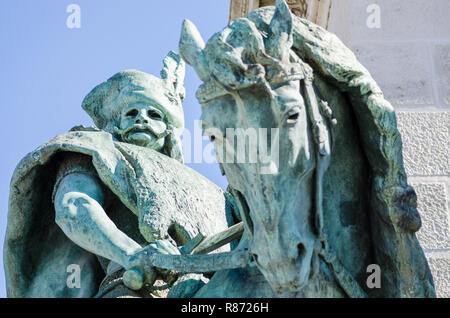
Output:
[{"left": 4, "top": 130, "right": 234, "bottom": 297}]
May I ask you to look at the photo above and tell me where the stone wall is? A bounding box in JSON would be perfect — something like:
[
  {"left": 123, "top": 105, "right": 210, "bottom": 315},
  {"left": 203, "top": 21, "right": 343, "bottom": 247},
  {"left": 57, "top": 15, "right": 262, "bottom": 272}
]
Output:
[
  {"left": 345, "top": 0, "right": 449, "bottom": 298},
  {"left": 230, "top": 0, "right": 450, "bottom": 297}
]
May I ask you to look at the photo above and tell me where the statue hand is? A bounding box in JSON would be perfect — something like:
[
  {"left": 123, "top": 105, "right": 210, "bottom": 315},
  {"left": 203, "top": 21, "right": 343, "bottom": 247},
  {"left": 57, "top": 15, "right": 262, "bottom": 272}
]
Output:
[{"left": 123, "top": 240, "right": 181, "bottom": 290}]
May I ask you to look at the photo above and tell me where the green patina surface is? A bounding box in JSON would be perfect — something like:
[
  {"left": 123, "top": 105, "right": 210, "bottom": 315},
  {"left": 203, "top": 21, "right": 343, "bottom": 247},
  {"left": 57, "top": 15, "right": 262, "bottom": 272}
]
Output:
[{"left": 4, "top": 0, "right": 436, "bottom": 298}]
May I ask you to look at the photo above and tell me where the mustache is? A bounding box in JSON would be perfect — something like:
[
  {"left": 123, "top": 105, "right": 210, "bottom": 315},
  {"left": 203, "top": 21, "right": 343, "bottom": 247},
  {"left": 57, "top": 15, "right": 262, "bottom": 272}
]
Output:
[{"left": 114, "top": 124, "right": 169, "bottom": 139}]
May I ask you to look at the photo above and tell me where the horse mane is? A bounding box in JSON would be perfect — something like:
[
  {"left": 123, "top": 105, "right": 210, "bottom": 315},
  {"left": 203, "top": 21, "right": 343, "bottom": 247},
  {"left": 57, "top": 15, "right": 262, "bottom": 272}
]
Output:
[{"left": 196, "top": 17, "right": 313, "bottom": 102}]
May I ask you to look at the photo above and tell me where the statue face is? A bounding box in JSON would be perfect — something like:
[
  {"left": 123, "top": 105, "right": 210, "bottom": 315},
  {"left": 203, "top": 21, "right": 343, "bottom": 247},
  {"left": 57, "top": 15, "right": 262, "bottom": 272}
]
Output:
[{"left": 118, "top": 102, "right": 168, "bottom": 151}]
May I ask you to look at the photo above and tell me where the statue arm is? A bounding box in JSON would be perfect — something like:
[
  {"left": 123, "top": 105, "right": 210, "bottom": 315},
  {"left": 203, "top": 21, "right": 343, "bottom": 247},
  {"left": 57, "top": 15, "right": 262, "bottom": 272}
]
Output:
[{"left": 54, "top": 172, "right": 142, "bottom": 269}]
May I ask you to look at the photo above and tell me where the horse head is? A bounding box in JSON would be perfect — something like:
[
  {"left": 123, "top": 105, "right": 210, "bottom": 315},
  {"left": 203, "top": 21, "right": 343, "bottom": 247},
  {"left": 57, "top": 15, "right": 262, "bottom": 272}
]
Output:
[{"left": 180, "top": 0, "right": 330, "bottom": 293}]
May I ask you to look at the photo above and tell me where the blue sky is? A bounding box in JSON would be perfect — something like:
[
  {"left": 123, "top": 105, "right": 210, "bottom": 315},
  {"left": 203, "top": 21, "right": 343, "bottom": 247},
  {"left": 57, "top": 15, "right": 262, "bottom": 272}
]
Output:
[{"left": 0, "top": 0, "right": 231, "bottom": 297}]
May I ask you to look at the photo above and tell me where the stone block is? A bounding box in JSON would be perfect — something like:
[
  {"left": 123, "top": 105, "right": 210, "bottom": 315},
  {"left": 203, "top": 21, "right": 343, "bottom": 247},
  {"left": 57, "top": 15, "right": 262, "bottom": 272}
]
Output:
[
  {"left": 396, "top": 111, "right": 450, "bottom": 176},
  {"left": 426, "top": 254, "right": 450, "bottom": 298},
  {"left": 433, "top": 44, "right": 450, "bottom": 106},
  {"left": 412, "top": 183, "right": 449, "bottom": 250},
  {"left": 352, "top": 43, "right": 435, "bottom": 106},
  {"left": 350, "top": 0, "right": 450, "bottom": 42}
]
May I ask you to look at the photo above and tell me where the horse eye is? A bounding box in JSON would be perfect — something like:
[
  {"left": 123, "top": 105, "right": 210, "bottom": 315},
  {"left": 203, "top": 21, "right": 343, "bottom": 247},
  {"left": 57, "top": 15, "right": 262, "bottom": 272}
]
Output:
[
  {"left": 209, "top": 135, "right": 216, "bottom": 142},
  {"left": 125, "top": 109, "right": 138, "bottom": 117},
  {"left": 148, "top": 110, "right": 162, "bottom": 119},
  {"left": 288, "top": 113, "right": 299, "bottom": 121},
  {"left": 286, "top": 107, "right": 300, "bottom": 124}
]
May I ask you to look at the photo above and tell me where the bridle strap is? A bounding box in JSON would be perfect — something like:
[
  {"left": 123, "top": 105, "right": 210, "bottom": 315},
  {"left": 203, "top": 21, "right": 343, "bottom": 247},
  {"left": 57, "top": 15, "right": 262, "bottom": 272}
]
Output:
[{"left": 302, "top": 76, "right": 368, "bottom": 298}]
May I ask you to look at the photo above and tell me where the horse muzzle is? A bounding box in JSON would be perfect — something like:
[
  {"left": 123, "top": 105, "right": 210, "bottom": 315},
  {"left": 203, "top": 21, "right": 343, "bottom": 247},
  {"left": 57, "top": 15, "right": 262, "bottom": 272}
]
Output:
[{"left": 251, "top": 240, "right": 315, "bottom": 294}]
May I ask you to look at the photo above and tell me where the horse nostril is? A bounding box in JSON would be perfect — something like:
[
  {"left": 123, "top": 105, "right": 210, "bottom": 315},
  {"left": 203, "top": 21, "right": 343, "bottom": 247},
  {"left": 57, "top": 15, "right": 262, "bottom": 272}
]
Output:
[
  {"left": 297, "top": 243, "right": 306, "bottom": 259},
  {"left": 250, "top": 253, "right": 259, "bottom": 267}
]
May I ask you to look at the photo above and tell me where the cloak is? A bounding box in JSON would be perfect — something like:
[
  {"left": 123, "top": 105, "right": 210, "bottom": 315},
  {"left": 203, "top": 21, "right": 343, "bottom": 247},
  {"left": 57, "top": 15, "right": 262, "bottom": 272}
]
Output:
[{"left": 4, "top": 129, "right": 234, "bottom": 297}]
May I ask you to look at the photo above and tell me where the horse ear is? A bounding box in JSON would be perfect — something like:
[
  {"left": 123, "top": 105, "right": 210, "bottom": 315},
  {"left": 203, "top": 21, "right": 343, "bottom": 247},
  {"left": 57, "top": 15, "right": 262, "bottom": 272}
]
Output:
[
  {"left": 266, "top": 0, "right": 293, "bottom": 62},
  {"left": 161, "top": 51, "right": 186, "bottom": 102},
  {"left": 179, "top": 19, "right": 210, "bottom": 82}
]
